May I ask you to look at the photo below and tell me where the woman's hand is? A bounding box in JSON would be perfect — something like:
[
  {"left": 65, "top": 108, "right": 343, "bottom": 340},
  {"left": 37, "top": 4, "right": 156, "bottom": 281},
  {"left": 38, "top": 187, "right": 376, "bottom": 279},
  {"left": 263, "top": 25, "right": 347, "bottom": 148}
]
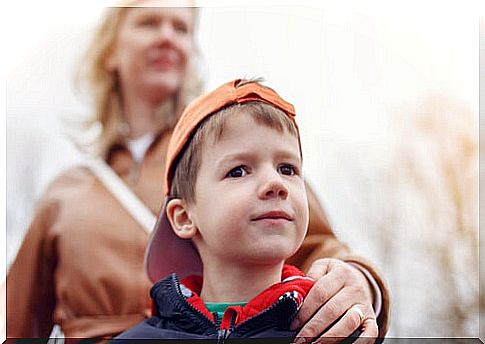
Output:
[{"left": 291, "top": 258, "right": 378, "bottom": 343}]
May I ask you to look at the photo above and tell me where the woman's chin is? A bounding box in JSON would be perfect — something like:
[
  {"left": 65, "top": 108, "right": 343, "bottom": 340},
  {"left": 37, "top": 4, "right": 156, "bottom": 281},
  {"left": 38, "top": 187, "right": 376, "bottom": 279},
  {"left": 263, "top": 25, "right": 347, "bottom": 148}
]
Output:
[{"left": 141, "top": 73, "right": 184, "bottom": 99}]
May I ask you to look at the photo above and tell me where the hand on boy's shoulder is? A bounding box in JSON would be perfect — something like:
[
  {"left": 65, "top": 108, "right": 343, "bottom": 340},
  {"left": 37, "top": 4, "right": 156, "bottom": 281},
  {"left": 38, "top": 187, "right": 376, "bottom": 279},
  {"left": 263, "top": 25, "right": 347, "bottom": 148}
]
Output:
[{"left": 290, "top": 258, "right": 378, "bottom": 343}]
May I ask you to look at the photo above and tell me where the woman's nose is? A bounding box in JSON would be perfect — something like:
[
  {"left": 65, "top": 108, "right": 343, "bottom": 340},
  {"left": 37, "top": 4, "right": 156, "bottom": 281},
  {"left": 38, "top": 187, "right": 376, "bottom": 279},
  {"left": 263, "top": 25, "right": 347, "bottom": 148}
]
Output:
[
  {"left": 156, "top": 23, "right": 176, "bottom": 43},
  {"left": 258, "top": 171, "right": 289, "bottom": 200}
]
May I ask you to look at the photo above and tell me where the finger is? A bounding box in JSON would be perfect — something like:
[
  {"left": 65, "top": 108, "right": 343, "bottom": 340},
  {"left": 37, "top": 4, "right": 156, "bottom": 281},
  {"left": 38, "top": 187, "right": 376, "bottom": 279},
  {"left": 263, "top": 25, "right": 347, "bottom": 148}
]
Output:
[
  {"left": 291, "top": 269, "right": 347, "bottom": 330},
  {"left": 295, "top": 288, "right": 355, "bottom": 339},
  {"left": 291, "top": 335, "right": 312, "bottom": 344},
  {"left": 316, "top": 304, "right": 365, "bottom": 341},
  {"left": 311, "top": 334, "right": 342, "bottom": 344},
  {"left": 352, "top": 318, "right": 378, "bottom": 344},
  {"left": 306, "top": 258, "right": 332, "bottom": 280}
]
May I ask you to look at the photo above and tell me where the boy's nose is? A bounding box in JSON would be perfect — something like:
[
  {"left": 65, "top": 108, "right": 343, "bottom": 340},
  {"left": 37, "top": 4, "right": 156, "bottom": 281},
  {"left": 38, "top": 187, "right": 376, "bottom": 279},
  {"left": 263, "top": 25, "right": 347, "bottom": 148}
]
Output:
[{"left": 258, "top": 173, "right": 289, "bottom": 200}]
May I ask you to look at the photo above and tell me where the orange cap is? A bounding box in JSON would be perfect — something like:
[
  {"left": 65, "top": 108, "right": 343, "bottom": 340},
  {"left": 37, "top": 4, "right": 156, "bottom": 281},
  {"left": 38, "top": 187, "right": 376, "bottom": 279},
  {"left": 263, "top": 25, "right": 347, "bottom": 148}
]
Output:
[
  {"left": 145, "top": 78, "right": 297, "bottom": 282},
  {"left": 164, "top": 78, "right": 296, "bottom": 195}
]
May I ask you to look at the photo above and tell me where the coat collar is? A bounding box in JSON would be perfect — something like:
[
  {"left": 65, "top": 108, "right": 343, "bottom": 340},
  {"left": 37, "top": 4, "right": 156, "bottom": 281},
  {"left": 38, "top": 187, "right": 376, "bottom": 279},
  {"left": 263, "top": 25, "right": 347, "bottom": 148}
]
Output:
[{"left": 150, "top": 265, "right": 315, "bottom": 332}]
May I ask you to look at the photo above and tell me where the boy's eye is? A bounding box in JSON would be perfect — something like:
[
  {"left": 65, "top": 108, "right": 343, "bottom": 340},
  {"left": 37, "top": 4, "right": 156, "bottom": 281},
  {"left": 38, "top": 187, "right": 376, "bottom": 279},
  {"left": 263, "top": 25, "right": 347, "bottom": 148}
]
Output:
[
  {"left": 278, "top": 164, "right": 297, "bottom": 176},
  {"left": 226, "top": 166, "right": 248, "bottom": 178}
]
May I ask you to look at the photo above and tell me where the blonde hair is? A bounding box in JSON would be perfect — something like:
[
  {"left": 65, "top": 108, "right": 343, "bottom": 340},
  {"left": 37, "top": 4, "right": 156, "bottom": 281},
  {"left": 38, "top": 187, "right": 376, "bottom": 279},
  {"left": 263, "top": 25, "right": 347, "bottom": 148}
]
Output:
[{"left": 77, "top": 4, "right": 203, "bottom": 158}]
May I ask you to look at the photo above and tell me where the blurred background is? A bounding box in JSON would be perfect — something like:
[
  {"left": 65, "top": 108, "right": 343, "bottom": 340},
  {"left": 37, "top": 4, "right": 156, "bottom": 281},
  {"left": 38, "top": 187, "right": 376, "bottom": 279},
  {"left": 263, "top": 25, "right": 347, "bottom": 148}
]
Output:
[{"left": 4, "top": 0, "right": 481, "bottom": 338}]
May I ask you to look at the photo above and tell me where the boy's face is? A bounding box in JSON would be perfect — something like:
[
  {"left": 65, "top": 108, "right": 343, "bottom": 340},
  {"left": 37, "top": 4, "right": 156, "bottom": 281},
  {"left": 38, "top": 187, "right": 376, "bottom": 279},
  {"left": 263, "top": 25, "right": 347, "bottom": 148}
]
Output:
[{"left": 185, "top": 112, "right": 309, "bottom": 267}]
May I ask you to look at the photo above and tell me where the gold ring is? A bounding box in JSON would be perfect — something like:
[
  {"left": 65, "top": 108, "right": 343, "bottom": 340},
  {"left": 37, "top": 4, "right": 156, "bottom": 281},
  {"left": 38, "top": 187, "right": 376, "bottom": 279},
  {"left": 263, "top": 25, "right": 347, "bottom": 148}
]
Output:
[{"left": 349, "top": 305, "right": 365, "bottom": 324}]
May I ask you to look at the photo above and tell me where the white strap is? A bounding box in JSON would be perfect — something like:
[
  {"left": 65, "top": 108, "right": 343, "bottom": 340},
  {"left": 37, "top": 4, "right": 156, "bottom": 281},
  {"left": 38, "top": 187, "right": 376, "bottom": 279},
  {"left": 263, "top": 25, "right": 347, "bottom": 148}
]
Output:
[{"left": 86, "top": 158, "right": 157, "bottom": 233}]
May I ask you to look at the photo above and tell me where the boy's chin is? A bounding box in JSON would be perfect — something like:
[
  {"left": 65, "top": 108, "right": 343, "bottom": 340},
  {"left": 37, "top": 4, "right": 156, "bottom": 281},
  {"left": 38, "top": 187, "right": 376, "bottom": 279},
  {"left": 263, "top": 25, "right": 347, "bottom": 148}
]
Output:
[{"left": 240, "top": 246, "right": 299, "bottom": 265}]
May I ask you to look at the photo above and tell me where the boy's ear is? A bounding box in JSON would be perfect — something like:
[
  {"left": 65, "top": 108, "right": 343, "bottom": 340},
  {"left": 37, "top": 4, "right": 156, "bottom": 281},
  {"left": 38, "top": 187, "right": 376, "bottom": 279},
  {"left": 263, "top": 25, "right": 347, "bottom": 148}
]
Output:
[{"left": 166, "top": 198, "right": 197, "bottom": 240}]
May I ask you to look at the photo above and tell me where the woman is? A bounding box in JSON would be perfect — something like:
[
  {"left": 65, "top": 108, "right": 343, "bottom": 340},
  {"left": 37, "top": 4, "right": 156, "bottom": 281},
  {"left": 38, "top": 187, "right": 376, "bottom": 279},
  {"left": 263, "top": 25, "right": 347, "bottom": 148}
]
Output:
[{"left": 7, "top": 1, "right": 389, "bottom": 340}]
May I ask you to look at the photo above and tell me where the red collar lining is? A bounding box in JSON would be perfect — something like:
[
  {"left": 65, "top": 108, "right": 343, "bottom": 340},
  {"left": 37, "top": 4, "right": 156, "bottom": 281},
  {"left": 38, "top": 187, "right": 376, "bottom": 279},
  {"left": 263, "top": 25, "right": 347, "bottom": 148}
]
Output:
[{"left": 178, "top": 265, "right": 315, "bottom": 329}]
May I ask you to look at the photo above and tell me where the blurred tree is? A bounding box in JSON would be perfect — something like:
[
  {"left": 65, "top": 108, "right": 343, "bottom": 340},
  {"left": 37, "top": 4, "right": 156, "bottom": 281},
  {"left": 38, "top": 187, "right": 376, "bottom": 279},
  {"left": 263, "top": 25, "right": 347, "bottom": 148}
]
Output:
[
  {"left": 332, "top": 92, "right": 478, "bottom": 336},
  {"left": 398, "top": 94, "right": 479, "bottom": 336}
]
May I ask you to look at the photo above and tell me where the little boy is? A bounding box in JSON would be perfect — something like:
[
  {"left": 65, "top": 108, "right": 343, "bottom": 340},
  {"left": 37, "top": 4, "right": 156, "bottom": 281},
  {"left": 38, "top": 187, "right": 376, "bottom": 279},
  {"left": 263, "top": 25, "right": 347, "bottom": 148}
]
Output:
[{"left": 115, "top": 79, "right": 321, "bottom": 341}]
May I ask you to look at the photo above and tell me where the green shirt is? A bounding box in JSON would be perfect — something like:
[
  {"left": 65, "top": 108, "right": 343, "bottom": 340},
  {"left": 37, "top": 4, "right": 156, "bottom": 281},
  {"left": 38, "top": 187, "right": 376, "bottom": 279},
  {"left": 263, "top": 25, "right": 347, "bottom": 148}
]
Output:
[{"left": 205, "top": 301, "right": 248, "bottom": 319}]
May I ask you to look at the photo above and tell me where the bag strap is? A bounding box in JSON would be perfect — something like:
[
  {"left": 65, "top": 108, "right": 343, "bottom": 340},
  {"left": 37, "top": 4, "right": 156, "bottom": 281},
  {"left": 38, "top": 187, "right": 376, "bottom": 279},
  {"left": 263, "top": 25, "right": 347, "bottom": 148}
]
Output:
[{"left": 86, "top": 158, "right": 156, "bottom": 233}]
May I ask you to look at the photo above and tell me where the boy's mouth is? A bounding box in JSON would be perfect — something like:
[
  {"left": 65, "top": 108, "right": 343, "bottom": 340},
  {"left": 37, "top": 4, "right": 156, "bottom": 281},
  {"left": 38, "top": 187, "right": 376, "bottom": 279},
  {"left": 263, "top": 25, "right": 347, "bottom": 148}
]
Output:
[{"left": 251, "top": 210, "right": 293, "bottom": 222}]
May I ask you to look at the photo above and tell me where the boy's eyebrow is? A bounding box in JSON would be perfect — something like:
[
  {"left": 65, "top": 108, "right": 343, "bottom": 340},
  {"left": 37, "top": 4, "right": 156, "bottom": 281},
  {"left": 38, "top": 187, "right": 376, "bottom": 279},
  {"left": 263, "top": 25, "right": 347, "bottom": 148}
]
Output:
[{"left": 214, "top": 150, "right": 302, "bottom": 169}]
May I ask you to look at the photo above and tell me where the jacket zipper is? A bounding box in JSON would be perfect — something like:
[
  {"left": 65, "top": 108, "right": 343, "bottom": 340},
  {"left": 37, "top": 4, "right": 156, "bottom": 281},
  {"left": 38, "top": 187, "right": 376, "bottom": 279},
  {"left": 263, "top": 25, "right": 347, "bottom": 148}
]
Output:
[
  {"left": 217, "top": 328, "right": 230, "bottom": 343},
  {"left": 234, "top": 295, "right": 299, "bottom": 337},
  {"left": 172, "top": 276, "right": 219, "bottom": 335},
  {"left": 217, "top": 311, "right": 236, "bottom": 343},
  {"left": 172, "top": 276, "right": 298, "bottom": 340}
]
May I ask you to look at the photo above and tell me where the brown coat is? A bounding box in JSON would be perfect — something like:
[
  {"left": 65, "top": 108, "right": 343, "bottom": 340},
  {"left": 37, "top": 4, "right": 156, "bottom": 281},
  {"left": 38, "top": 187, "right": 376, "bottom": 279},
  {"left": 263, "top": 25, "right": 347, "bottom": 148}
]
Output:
[{"left": 7, "top": 131, "right": 389, "bottom": 338}]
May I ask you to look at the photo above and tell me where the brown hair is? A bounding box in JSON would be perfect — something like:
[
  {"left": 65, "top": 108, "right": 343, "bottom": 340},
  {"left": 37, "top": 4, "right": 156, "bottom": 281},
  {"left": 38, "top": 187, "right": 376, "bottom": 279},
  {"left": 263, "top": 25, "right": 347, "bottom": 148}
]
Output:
[
  {"left": 170, "top": 98, "right": 300, "bottom": 204},
  {"left": 75, "top": 3, "right": 203, "bottom": 158}
]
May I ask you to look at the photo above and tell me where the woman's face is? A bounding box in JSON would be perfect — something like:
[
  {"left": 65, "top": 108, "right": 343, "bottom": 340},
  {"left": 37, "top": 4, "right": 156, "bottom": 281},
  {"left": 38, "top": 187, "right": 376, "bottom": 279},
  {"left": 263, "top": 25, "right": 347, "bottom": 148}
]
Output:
[{"left": 107, "top": 1, "right": 195, "bottom": 104}]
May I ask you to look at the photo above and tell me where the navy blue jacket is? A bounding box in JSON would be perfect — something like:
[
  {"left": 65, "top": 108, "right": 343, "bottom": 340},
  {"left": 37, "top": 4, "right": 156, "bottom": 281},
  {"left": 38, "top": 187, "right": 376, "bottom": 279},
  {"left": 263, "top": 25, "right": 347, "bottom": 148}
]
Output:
[
  {"left": 113, "top": 265, "right": 361, "bottom": 343},
  {"left": 113, "top": 265, "right": 315, "bottom": 342}
]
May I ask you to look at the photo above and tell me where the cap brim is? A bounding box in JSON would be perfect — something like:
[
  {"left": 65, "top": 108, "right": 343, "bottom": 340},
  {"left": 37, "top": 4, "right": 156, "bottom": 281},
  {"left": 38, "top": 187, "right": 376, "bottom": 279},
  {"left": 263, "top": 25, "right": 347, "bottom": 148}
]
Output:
[{"left": 145, "top": 197, "right": 203, "bottom": 283}]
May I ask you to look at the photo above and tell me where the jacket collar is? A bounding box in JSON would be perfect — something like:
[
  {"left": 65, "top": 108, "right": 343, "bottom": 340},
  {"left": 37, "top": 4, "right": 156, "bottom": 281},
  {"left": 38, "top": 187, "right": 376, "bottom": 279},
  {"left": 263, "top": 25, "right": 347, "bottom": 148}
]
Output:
[{"left": 150, "top": 265, "right": 315, "bottom": 332}]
